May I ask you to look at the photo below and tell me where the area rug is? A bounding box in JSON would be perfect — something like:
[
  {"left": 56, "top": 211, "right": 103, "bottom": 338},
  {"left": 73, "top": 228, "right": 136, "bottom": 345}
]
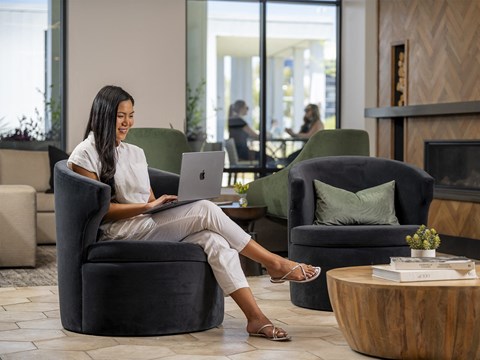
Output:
[{"left": 0, "top": 245, "right": 57, "bottom": 287}]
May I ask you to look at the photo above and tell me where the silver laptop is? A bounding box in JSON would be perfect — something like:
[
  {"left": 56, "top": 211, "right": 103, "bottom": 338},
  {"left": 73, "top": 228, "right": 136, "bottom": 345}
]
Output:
[{"left": 143, "top": 151, "right": 225, "bottom": 214}]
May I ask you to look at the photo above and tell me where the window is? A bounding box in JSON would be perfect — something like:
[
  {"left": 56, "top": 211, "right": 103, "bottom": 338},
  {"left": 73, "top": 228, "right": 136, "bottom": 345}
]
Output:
[
  {"left": 187, "top": 0, "right": 340, "bottom": 177},
  {"left": 0, "top": 0, "right": 64, "bottom": 150}
]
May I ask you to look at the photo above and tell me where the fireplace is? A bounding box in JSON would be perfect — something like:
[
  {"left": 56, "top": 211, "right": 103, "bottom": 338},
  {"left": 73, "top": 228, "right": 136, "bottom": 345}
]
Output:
[{"left": 424, "top": 140, "right": 480, "bottom": 202}]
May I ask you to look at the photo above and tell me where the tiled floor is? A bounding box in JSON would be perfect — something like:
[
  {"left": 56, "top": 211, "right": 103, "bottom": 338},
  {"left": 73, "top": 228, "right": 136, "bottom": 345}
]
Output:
[{"left": 0, "top": 276, "right": 373, "bottom": 360}]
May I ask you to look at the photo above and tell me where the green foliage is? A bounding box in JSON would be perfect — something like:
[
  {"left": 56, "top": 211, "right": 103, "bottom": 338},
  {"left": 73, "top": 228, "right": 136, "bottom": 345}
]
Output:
[
  {"left": 0, "top": 86, "right": 61, "bottom": 142},
  {"left": 406, "top": 225, "right": 441, "bottom": 250},
  {"left": 186, "top": 80, "right": 206, "bottom": 141},
  {"left": 233, "top": 182, "right": 249, "bottom": 194},
  {"left": 324, "top": 59, "right": 336, "bottom": 77}
]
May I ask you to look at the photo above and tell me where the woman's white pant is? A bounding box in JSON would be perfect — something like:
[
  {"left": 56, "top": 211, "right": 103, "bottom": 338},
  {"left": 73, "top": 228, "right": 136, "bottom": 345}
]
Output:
[{"left": 132, "top": 200, "right": 251, "bottom": 295}]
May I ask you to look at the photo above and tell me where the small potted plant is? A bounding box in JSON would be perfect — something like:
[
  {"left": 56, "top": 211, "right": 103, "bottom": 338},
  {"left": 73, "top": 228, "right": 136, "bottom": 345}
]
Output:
[
  {"left": 233, "top": 182, "right": 249, "bottom": 207},
  {"left": 406, "top": 225, "right": 441, "bottom": 257}
]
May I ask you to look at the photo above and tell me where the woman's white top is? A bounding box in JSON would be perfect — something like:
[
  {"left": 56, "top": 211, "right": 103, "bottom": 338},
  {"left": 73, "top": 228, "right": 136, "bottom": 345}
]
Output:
[{"left": 67, "top": 132, "right": 156, "bottom": 240}]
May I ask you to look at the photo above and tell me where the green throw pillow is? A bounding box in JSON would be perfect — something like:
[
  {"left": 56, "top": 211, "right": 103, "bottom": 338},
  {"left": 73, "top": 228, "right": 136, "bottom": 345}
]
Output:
[{"left": 313, "top": 180, "right": 399, "bottom": 225}]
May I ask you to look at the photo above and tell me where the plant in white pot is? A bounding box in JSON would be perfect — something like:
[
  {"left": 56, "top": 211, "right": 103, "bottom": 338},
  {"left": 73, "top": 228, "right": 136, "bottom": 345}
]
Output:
[{"left": 406, "top": 225, "right": 441, "bottom": 257}]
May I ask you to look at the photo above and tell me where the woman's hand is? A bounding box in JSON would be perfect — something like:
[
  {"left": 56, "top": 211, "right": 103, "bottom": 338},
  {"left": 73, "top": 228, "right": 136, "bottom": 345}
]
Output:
[{"left": 145, "top": 194, "right": 178, "bottom": 210}]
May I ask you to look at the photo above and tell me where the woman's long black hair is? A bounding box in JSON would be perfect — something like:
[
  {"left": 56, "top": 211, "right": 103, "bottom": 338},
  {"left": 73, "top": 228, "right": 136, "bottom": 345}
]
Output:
[{"left": 84, "top": 85, "right": 134, "bottom": 197}]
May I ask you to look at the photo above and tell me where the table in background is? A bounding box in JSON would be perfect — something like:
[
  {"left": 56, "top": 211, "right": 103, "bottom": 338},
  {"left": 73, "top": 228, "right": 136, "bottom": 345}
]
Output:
[
  {"left": 220, "top": 204, "right": 267, "bottom": 276},
  {"left": 249, "top": 138, "right": 307, "bottom": 163},
  {"left": 327, "top": 265, "right": 480, "bottom": 360}
]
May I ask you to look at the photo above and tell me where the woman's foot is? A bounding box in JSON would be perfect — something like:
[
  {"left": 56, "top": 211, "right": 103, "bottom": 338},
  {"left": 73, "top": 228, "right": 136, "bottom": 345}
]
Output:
[
  {"left": 247, "top": 318, "right": 291, "bottom": 341},
  {"left": 266, "top": 258, "right": 320, "bottom": 283}
]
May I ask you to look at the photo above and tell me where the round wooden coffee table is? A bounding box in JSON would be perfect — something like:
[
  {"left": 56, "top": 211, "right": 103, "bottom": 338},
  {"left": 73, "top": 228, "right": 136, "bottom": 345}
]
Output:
[{"left": 327, "top": 265, "right": 480, "bottom": 360}]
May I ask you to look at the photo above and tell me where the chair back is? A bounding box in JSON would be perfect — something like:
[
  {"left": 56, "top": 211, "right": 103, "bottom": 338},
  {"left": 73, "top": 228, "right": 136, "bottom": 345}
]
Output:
[
  {"left": 125, "top": 128, "right": 190, "bottom": 174},
  {"left": 288, "top": 156, "right": 434, "bottom": 233},
  {"left": 247, "top": 129, "right": 371, "bottom": 219},
  {"left": 54, "top": 160, "right": 181, "bottom": 333},
  {"left": 54, "top": 160, "right": 111, "bottom": 331},
  {"left": 291, "top": 129, "right": 370, "bottom": 166},
  {"left": 224, "top": 138, "right": 240, "bottom": 166}
]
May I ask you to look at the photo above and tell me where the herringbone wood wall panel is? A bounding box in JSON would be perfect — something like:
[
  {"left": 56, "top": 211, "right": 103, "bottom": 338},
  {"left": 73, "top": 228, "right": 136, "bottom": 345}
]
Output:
[
  {"left": 429, "top": 199, "right": 480, "bottom": 239},
  {"left": 378, "top": 0, "right": 480, "bottom": 107},
  {"left": 377, "top": 0, "right": 480, "bottom": 240}
]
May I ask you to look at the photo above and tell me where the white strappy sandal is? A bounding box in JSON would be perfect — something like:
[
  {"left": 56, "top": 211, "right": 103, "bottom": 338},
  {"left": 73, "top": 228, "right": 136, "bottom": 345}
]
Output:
[
  {"left": 248, "top": 323, "right": 292, "bottom": 341},
  {"left": 270, "top": 263, "right": 321, "bottom": 284}
]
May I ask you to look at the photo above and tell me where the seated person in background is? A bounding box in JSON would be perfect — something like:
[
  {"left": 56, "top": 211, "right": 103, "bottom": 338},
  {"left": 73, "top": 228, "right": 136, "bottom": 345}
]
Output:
[
  {"left": 228, "top": 100, "right": 259, "bottom": 161},
  {"left": 284, "top": 104, "right": 324, "bottom": 164},
  {"left": 285, "top": 104, "right": 323, "bottom": 139}
]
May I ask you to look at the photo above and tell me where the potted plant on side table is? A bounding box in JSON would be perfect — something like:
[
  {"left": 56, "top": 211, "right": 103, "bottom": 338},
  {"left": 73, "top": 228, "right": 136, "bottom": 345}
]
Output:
[
  {"left": 233, "top": 182, "right": 249, "bottom": 207},
  {"left": 406, "top": 225, "right": 441, "bottom": 257}
]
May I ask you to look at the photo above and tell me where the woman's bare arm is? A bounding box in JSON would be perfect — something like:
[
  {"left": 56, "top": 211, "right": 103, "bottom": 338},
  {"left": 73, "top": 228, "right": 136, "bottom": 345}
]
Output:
[
  {"left": 243, "top": 124, "right": 259, "bottom": 139},
  {"left": 71, "top": 163, "right": 176, "bottom": 222},
  {"left": 291, "top": 121, "right": 324, "bottom": 139}
]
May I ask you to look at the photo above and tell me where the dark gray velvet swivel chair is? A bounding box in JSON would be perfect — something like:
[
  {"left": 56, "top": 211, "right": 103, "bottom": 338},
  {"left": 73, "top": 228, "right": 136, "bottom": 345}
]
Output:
[
  {"left": 288, "top": 156, "right": 434, "bottom": 311},
  {"left": 54, "top": 160, "right": 224, "bottom": 336}
]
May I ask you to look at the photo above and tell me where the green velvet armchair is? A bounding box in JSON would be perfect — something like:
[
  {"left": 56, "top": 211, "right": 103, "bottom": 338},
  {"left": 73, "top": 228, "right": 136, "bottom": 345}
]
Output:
[
  {"left": 246, "top": 129, "right": 370, "bottom": 220},
  {"left": 125, "top": 128, "right": 191, "bottom": 174}
]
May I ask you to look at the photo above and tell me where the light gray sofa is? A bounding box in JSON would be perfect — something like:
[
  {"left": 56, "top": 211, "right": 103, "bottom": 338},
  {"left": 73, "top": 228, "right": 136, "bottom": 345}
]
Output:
[
  {"left": 0, "top": 149, "right": 56, "bottom": 244},
  {"left": 0, "top": 185, "right": 36, "bottom": 267}
]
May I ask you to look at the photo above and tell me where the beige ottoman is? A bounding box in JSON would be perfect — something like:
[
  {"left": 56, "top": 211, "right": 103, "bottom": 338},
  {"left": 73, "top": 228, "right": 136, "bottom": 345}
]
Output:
[{"left": 0, "top": 185, "right": 36, "bottom": 267}]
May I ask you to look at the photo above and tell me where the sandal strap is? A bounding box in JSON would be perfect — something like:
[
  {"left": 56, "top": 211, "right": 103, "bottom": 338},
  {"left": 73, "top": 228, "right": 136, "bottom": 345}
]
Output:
[
  {"left": 257, "top": 323, "right": 286, "bottom": 339},
  {"left": 256, "top": 323, "right": 274, "bottom": 335},
  {"left": 278, "top": 263, "right": 298, "bottom": 281},
  {"left": 279, "top": 263, "right": 308, "bottom": 282}
]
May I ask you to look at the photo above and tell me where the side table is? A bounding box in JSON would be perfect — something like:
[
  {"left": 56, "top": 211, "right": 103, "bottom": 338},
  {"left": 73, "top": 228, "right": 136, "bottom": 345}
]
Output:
[{"left": 220, "top": 204, "right": 267, "bottom": 276}]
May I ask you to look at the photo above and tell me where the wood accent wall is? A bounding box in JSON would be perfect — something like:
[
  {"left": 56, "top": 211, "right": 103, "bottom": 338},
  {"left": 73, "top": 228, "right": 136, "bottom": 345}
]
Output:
[
  {"left": 378, "top": 0, "right": 480, "bottom": 107},
  {"left": 377, "top": 0, "right": 480, "bottom": 240}
]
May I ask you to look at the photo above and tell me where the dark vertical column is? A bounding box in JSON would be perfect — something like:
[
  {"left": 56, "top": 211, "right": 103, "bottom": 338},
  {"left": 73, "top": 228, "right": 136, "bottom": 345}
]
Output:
[
  {"left": 258, "top": 0, "right": 267, "bottom": 176},
  {"left": 393, "top": 117, "right": 404, "bottom": 161}
]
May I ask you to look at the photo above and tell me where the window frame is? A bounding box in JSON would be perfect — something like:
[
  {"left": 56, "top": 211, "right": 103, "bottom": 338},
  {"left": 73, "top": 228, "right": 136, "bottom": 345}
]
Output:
[{"left": 186, "top": 0, "right": 342, "bottom": 177}]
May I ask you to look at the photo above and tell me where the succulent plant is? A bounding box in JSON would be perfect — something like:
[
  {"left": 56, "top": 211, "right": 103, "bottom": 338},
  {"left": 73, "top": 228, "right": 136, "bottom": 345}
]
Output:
[{"left": 406, "top": 225, "right": 441, "bottom": 250}]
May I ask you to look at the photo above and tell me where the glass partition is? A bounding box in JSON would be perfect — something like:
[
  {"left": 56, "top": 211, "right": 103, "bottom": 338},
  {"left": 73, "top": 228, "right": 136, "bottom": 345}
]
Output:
[
  {"left": 0, "top": 0, "right": 64, "bottom": 150},
  {"left": 187, "top": 0, "right": 339, "bottom": 179}
]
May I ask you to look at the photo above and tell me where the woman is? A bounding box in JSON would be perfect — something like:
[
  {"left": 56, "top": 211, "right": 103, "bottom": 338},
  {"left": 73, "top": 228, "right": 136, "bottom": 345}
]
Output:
[
  {"left": 284, "top": 104, "right": 324, "bottom": 164},
  {"left": 228, "top": 100, "right": 275, "bottom": 166},
  {"left": 228, "top": 100, "right": 259, "bottom": 161},
  {"left": 285, "top": 104, "right": 323, "bottom": 139},
  {"left": 68, "top": 85, "right": 320, "bottom": 341}
]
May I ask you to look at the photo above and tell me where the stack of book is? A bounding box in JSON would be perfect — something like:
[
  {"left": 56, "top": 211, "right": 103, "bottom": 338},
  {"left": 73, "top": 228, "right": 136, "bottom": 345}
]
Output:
[{"left": 372, "top": 256, "right": 478, "bottom": 282}]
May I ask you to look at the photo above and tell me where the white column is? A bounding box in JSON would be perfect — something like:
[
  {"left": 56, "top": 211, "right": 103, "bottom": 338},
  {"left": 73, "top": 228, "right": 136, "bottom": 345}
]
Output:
[
  {"left": 231, "top": 57, "right": 253, "bottom": 125},
  {"left": 293, "top": 47, "right": 304, "bottom": 131},
  {"left": 309, "top": 41, "right": 326, "bottom": 121},
  {"left": 342, "top": 0, "right": 378, "bottom": 156},
  {"left": 266, "top": 56, "right": 284, "bottom": 132}
]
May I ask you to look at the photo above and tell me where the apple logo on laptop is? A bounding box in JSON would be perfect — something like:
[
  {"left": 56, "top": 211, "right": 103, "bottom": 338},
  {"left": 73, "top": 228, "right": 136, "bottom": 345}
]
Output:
[{"left": 199, "top": 170, "right": 206, "bottom": 180}]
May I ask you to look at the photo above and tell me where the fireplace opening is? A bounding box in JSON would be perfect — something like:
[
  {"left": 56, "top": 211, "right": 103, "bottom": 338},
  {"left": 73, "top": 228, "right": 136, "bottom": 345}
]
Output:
[{"left": 424, "top": 140, "right": 480, "bottom": 202}]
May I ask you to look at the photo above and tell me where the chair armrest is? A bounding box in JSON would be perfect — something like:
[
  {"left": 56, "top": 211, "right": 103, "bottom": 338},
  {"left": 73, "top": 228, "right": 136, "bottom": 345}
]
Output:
[
  {"left": 148, "top": 167, "right": 180, "bottom": 197},
  {"left": 54, "top": 161, "right": 111, "bottom": 252}
]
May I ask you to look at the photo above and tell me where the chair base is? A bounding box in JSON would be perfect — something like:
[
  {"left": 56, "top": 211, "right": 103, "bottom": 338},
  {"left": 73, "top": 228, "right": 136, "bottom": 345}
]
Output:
[
  {"left": 289, "top": 244, "right": 410, "bottom": 311},
  {"left": 60, "top": 261, "right": 224, "bottom": 336}
]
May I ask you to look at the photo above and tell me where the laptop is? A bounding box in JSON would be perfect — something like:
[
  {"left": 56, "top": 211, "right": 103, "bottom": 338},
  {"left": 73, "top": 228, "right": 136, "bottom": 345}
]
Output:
[{"left": 143, "top": 151, "right": 225, "bottom": 214}]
